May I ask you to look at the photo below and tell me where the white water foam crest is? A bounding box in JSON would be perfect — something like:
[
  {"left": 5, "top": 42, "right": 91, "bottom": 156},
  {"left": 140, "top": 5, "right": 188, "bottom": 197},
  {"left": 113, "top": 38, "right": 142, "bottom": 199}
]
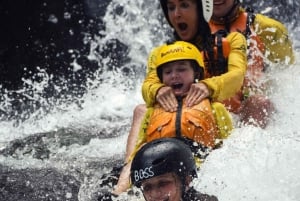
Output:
[
  {"left": 0, "top": 73, "right": 143, "bottom": 146},
  {"left": 102, "top": 0, "right": 170, "bottom": 63},
  {"left": 195, "top": 127, "right": 300, "bottom": 201}
]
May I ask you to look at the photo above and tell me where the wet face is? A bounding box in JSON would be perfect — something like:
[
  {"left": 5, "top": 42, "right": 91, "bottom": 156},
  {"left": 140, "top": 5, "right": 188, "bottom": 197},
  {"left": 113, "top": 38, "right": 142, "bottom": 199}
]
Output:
[
  {"left": 213, "top": 0, "right": 236, "bottom": 18},
  {"left": 161, "top": 60, "right": 195, "bottom": 97},
  {"left": 141, "top": 172, "right": 182, "bottom": 201},
  {"left": 166, "top": 0, "right": 198, "bottom": 41}
]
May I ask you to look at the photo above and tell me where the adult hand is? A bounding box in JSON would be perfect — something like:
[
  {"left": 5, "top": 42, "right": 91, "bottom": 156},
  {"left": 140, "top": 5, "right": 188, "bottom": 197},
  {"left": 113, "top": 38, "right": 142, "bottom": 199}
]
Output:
[
  {"left": 186, "top": 82, "right": 210, "bottom": 107},
  {"left": 156, "top": 86, "right": 178, "bottom": 112}
]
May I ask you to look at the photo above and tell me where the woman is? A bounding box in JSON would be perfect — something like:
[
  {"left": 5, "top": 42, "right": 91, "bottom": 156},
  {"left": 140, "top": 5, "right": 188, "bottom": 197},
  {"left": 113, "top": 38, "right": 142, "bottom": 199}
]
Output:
[{"left": 143, "top": 0, "right": 247, "bottom": 110}]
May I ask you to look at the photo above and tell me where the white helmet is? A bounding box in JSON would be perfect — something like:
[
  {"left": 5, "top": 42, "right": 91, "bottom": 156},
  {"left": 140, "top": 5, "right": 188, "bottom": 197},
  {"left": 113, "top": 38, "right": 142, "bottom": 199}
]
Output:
[
  {"left": 201, "top": 0, "right": 213, "bottom": 22},
  {"left": 160, "top": 0, "right": 213, "bottom": 24}
]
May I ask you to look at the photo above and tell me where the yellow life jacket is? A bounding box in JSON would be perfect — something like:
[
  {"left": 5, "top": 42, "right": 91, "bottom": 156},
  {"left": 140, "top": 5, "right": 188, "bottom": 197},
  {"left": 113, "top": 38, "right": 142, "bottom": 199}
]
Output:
[{"left": 146, "top": 98, "right": 218, "bottom": 148}]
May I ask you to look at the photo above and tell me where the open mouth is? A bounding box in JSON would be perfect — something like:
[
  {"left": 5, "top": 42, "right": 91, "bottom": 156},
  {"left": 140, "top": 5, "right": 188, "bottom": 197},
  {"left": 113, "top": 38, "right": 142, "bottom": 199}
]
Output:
[
  {"left": 171, "top": 83, "right": 183, "bottom": 89},
  {"left": 213, "top": 0, "right": 224, "bottom": 5},
  {"left": 178, "top": 23, "right": 187, "bottom": 31}
]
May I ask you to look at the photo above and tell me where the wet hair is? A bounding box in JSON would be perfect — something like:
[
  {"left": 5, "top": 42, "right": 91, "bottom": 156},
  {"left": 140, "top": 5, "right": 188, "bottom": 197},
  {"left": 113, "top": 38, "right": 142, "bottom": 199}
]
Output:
[{"left": 171, "top": 1, "right": 215, "bottom": 74}]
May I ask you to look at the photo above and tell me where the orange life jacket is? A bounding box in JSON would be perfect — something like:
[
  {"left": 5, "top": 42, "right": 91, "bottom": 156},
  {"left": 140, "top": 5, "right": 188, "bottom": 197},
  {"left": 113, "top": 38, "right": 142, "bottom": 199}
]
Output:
[
  {"left": 209, "top": 11, "right": 265, "bottom": 113},
  {"left": 203, "top": 30, "right": 231, "bottom": 78},
  {"left": 201, "top": 30, "right": 242, "bottom": 112},
  {"left": 146, "top": 98, "right": 218, "bottom": 148}
]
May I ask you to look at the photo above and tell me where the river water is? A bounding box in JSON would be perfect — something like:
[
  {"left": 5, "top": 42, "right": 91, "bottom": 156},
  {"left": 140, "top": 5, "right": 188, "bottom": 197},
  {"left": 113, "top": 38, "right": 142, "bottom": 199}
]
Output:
[{"left": 0, "top": 0, "right": 299, "bottom": 201}]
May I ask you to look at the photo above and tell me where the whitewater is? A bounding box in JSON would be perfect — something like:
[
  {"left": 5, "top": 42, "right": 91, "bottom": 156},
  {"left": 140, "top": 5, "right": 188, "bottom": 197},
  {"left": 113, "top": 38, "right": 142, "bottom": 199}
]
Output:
[{"left": 0, "top": 1, "right": 300, "bottom": 201}]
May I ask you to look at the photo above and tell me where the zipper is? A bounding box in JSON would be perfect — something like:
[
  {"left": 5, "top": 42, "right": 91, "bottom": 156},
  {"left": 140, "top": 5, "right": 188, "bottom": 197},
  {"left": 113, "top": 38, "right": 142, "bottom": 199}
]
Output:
[{"left": 175, "top": 97, "right": 183, "bottom": 138}]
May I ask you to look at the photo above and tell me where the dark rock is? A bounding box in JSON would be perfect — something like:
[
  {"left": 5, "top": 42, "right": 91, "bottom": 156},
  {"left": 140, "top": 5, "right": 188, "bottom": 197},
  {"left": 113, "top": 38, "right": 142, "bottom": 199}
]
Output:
[{"left": 0, "top": 164, "right": 80, "bottom": 201}]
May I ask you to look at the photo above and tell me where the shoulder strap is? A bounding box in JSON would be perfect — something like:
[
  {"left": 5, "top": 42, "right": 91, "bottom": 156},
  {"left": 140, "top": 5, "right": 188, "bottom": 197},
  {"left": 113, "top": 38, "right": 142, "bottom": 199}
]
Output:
[
  {"left": 216, "top": 30, "right": 228, "bottom": 74},
  {"left": 175, "top": 97, "right": 183, "bottom": 138},
  {"left": 206, "top": 30, "right": 228, "bottom": 76},
  {"left": 245, "top": 7, "right": 256, "bottom": 39}
]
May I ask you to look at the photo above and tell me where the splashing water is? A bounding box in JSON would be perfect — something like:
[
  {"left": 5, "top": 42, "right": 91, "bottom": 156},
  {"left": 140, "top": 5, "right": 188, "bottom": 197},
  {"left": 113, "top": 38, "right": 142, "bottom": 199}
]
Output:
[{"left": 0, "top": 0, "right": 300, "bottom": 201}]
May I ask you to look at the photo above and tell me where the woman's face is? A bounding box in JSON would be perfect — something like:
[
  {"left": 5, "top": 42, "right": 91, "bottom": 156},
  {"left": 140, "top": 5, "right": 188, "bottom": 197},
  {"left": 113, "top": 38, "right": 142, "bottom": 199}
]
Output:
[
  {"left": 166, "top": 0, "right": 199, "bottom": 41},
  {"left": 141, "top": 172, "right": 182, "bottom": 201},
  {"left": 213, "top": 0, "right": 236, "bottom": 18},
  {"left": 161, "top": 60, "right": 195, "bottom": 97}
]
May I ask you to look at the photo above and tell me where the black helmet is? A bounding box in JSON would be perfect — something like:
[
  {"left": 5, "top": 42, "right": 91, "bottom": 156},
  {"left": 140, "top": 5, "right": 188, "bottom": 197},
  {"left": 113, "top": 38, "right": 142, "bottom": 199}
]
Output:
[{"left": 130, "top": 138, "right": 197, "bottom": 188}]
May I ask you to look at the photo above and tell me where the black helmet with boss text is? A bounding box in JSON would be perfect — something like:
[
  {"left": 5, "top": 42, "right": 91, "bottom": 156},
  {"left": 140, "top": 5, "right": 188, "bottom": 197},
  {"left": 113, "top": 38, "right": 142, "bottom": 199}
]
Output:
[{"left": 130, "top": 137, "right": 197, "bottom": 188}]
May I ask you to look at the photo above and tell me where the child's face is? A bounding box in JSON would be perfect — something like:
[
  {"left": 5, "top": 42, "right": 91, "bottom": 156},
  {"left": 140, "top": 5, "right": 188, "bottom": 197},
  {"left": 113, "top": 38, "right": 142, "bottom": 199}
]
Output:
[
  {"left": 141, "top": 172, "right": 182, "bottom": 201},
  {"left": 162, "top": 60, "right": 195, "bottom": 97}
]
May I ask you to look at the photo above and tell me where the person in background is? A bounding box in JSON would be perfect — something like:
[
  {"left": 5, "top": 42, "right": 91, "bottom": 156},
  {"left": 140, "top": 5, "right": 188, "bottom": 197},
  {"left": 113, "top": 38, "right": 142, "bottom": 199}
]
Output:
[
  {"left": 211, "top": 0, "right": 295, "bottom": 128},
  {"left": 130, "top": 137, "right": 218, "bottom": 201}
]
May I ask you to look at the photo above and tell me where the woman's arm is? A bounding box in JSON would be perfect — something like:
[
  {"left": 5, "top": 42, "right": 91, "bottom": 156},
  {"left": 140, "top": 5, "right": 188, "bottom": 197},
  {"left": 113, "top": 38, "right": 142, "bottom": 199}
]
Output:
[{"left": 201, "top": 32, "right": 247, "bottom": 101}]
